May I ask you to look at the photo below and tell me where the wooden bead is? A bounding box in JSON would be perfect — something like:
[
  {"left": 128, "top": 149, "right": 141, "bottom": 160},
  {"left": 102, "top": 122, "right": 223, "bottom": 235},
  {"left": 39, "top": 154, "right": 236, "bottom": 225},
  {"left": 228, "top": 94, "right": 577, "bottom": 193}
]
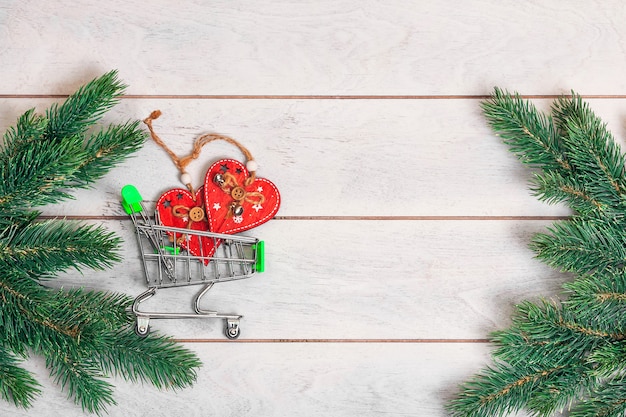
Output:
[
  {"left": 180, "top": 172, "right": 192, "bottom": 185},
  {"left": 246, "top": 160, "right": 258, "bottom": 172}
]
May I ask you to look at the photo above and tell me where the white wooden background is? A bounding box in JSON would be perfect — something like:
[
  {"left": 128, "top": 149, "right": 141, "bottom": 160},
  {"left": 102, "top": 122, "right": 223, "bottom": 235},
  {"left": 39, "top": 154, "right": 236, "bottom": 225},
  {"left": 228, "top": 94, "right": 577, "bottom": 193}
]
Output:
[{"left": 2, "top": 1, "right": 626, "bottom": 416}]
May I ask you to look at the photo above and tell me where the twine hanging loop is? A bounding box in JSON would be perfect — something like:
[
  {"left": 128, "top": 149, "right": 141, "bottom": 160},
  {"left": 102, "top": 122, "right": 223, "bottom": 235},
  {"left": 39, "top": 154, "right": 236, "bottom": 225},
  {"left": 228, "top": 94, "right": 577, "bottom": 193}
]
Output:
[{"left": 143, "top": 110, "right": 258, "bottom": 197}]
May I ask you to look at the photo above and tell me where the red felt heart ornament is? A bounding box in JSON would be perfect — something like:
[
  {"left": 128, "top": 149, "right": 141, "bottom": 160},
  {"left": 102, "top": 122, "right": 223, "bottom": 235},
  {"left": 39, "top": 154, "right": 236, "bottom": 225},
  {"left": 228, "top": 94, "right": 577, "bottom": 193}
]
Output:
[
  {"left": 204, "top": 159, "right": 280, "bottom": 234},
  {"left": 156, "top": 187, "right": 218, "bottom": 259}
]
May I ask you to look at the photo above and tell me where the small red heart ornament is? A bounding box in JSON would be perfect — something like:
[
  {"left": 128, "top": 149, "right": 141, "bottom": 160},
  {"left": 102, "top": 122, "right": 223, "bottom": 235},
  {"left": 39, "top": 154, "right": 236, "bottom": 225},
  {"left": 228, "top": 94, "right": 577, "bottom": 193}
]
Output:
[
  {"left": 156, "top": 187, "right": 218, "bottom": 259},
  {"left": 204, "top": 159, "right": 280, "bottom": 234}
]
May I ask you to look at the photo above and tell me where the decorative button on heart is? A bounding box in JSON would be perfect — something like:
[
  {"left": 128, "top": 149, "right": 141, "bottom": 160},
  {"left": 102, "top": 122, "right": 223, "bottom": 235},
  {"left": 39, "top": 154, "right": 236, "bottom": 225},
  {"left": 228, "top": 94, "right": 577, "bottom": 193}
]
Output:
[
  {"left": 156, "top": 187, "right": 218, "bottom": 259},
  {"left": 188, "top": 207, "right": 205, "bottom": 222},
  {"left": 231, "top": 187, "right": 246, "bottom": 200}
]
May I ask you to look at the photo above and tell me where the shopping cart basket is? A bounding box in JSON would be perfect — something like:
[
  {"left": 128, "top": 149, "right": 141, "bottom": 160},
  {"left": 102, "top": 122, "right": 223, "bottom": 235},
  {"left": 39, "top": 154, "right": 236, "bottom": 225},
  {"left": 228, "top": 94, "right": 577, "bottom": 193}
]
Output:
[{"left": 121, "top": 184, "right": 265, "bottom": 339}]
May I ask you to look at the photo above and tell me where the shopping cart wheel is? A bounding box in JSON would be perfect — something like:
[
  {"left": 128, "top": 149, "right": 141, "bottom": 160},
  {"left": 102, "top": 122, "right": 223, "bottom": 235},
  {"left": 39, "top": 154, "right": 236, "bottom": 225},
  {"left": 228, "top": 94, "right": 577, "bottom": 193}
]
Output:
[
  {"left": 135, "top": 317, "right": 151, "bottom": 338},
  {"left": 225, "top": 319, "right": 240, "bottom": 340}
]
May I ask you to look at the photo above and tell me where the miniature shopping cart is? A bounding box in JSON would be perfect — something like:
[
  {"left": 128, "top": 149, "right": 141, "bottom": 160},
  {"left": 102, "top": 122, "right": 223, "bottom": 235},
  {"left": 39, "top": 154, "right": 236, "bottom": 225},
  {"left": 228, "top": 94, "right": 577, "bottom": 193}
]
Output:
[{"left": 121, "top": 184, "right": 265, "bottom": 339}]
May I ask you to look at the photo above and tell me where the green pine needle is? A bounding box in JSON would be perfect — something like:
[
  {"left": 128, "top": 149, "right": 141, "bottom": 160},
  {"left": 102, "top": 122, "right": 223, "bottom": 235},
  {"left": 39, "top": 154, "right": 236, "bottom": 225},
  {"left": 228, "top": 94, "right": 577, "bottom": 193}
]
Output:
[
  {"left": 45, "top": 70, "right": 125, "bottom": 141},
  {"left": 481, "top": 88, "right": 569, "bottom": 173},
  {"left": 564, "top": 270, "right": 626, "bottom": 335},
  {"left": 0, "top": 220, "right": 122, "bottom": 277},
  {"left": 0, "top": 346, "right": 41, "bottom": 409},
  {"left": 49, "top": 288, "right": 133, "bottom": 332},
  {"left": 531, "top": 216, "right": 626, "bottom": 275},
  {"left": 1, "top": 108, "right": 49, "bottom": 164},
  {"left": 76, "top": 120, "right": 146, "bottom": 186},
  {"left": 530, "top": 170, "right": 603, "bottom": 215},
  {"left": 450, "top": 89, "right": 626, "bottom": 416},
  {"left": 0, "top": 131, "right": 86, "bottom": 209},
  {"left": 0, "top": 72, "right": 201, "bottom": 413},
  {"left": 554, "top": 94, "right": 626, "bottom": 211},
  {"left": 46, "top": 354, "right": 116, "bottom": 415},
  {"left": 97, "top": 328, "right": 202, "bottom": 390},
  {"left": 570, "top": 377, "right": 626, "bottom": 417}
]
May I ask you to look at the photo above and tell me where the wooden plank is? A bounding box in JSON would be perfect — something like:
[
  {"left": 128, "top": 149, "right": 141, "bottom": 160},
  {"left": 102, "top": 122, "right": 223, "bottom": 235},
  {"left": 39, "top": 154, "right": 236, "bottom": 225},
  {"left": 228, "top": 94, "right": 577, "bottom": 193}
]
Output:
[
  {"left": 2, "top": 1, "right": 616, "bottom": 416},
  {"left": 2, "top": 342, "right": 525, "bottom": 417},
  {"left": 48, "top": 219, "right": 564, "bottom": 340},
  {"left": 0, "top": 1, "right": 625, "bottom": 96},
  {"left": 8, "top": 97, "right": 626, "bottom": 217}
]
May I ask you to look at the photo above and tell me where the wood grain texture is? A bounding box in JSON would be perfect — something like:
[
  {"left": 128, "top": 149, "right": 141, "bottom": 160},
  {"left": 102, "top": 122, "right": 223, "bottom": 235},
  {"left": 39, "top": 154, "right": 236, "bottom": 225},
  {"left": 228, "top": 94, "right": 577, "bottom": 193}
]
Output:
[
  {"left": 4, "top": 97, "right": 625, "bottom": 218},
  {"left": 0, "top": 1, "right": 625, "bottom": 95},
  {"left": 1, "top": 343, "right": 512, "bottom": 417},
  {"left": 1, "top": 0, "right": 622, "bottom": 415},
  {"left": 48, "top": 219, "right": 565, "bottom": 340}
]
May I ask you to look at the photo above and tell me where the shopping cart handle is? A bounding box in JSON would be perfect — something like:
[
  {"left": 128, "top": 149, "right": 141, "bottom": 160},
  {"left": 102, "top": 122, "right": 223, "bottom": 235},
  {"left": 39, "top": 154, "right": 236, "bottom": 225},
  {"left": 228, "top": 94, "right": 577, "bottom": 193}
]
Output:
[
  {"left": 121, "top": 184, "right": 143, "bottom": 214},
  {"left": 254, "top": 241, "right": 265, "bottom": 273}
]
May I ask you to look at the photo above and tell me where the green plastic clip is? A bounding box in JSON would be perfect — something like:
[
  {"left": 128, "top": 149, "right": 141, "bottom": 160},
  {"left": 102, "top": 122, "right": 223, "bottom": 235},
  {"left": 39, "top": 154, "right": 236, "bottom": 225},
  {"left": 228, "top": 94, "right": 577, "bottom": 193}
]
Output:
[
  {"left": 162, "top": 246, "right": 180, "bottom": 255},
  {"left": 121, "top": 184, "right": 143, "bottom": 214},
  {"left": 254, "top": 241, "right": 265, "bottom": 273}
]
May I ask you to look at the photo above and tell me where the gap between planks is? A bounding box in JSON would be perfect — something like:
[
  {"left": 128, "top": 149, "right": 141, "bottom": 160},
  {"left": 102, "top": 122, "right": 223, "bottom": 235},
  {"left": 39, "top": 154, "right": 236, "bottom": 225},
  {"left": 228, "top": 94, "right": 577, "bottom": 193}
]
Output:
[
  {"left": 174, "top": 338, "right": 490, "bottom": 343},
  {"left": 39, "top": 215, "right": 569, "bottom": 221},
  {"left": 2, "top": 94, "right": 626, "bottom": 100},
  {"left": 20, "top": 94, "right": 570, "bottom": 347}
]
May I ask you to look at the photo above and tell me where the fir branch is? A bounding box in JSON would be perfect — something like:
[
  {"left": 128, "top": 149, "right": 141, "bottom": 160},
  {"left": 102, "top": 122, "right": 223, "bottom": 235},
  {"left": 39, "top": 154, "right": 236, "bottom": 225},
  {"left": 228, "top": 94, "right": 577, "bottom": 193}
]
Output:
[
  {"left": 481, "top": 88, "right": 619, "bottom": 216},
  {"left": 74, "top": 121, "right": 146, "bottom": 186},
  {"left": 530, "top": 171, "right": 603, "bottom": 215},
  {"left": 452, "top": 90, "right": 626, "bottom": 416},
  {"left": 0, "top": 345, "right": 41, "bottom": 409},
  {"left": 553, "top": 94, "right": 626, "bottom": 188},
  {"left": 45, "top": 70, "right": 125, "bottom": 140},
  {"left": 45, "top": 354, "right": 116, "bottom": 415},
  {"left": 531, "top": 216, "right": 626, "bottom": 275},
  {"left": 552, "top": 94, "right": 626, "bottom": 211},
  {"left": 481, "top": 88, "right": 569, "bottom": 172},
  {"left": 0, "top": 72, "right": 200, "bottom": 412},
  {"left": 0, "top": 345, "right": 41, "bottom": 408},
  {"left": 490, "top": 301, "right": 609, "bottom": 369},
  {"left": 570, "top": 377, "right": 626, "bottom": 417},
  {"left": 525, "top": 368, "right": 592, "bottom": 417},
  {"left": 0, "top": 219, "right": 121, "bottom": 278},
  {"left": 0, "top": 269, "right": 56, "bottom": 354},
  {"left": 451, "top": 357, "right": 594, "bottom": 417},
  {"left": 0, "top": 277, "right": 83, "bottom": 352},
  {"left": 564, "top": 271, "right": 626, "bottom": 334},
  {"left": 96, "top": 328, "right": 201, "bottom": 390},
  {"left": 0, "top": 133, "right": 86, "bottom": 209},
  {"left": 0, "top": 109, "right": 48, "bottom": 163},
  {"left": 481, "top": 301, "right": 608, "bottom": 414},
  {"left": 0, "top": 71, "right": 146, "bottom": 211},
  {"left": 0, "top": 272, "right": 198, "bottom": 414},
  {"left": 586, "top": 342, "right": 626, "bottom": 378},
  {"left": 0, "top": 211, "right": 39, "bottom": 229},
  {"left": 449, "top": 362, "right": 570, "bottom": 417},
  {"left": 48, "top": 289, "right": 133, "bottom": 333}
]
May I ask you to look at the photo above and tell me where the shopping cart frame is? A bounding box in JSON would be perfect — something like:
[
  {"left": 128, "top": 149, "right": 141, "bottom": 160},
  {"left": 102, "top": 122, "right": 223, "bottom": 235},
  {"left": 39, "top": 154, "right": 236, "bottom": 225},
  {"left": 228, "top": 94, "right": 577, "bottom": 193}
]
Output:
[{"left": 121, "top": 184, "right": 264, "bottom": 339}]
